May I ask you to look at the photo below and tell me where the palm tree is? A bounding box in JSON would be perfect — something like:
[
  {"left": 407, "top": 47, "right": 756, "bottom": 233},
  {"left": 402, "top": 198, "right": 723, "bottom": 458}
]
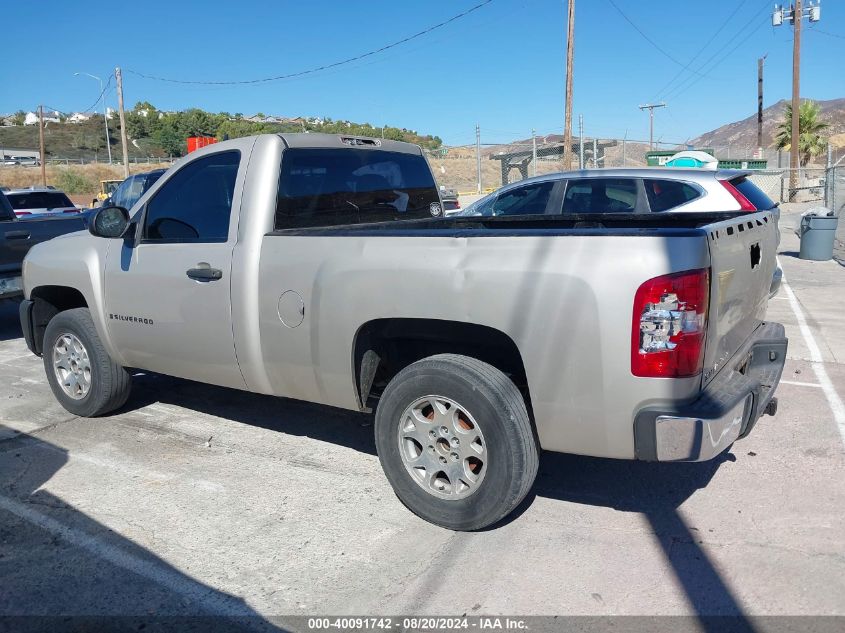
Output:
[{"left": 775, "top": 100, "right": 828, "bottom": 166}]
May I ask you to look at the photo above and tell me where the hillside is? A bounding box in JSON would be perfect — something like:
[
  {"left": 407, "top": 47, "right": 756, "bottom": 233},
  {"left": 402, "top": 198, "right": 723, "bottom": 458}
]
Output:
[
  {"left": 0, "top": 106, "right": 443, "bottom": 160},
  {"left": 690, "top": 97, "right": 845, "bottom": 151}
]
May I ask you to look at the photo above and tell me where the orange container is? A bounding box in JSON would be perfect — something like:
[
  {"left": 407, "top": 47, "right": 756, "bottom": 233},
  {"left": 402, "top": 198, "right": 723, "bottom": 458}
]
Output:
[{"left": 186, "top": 137, "right": 218, "bottom": 153}]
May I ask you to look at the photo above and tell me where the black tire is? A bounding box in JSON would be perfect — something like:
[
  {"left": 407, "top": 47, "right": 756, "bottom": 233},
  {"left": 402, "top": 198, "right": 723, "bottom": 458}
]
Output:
[
  {"left": 43, "top": 308, "right": 131, "bottom": 417},
  {"left": 374, "top": 354, "right": 538, "bottom": 531}
]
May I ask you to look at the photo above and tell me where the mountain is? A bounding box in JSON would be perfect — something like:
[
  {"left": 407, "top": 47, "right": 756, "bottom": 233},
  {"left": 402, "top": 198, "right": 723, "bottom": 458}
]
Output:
[{"left": 690, "top": 97, "right": 845, "bottom": 151}]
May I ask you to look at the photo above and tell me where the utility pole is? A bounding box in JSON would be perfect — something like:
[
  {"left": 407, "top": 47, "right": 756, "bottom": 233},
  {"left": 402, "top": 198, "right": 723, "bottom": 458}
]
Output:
[
  {"left": 757, "top": 56, "right": 767, "bottom": 158},
  {"left": 562, "top": 0, "right": 576, "bottom": 170},
  {"left": 773, "top": 0, "right": 821, "bottom": 197},
  {"left": 592, "top": 138, "right": 597, "bottom": 168},
  {"left": 531, "top": 128, "right": 537, "bottom": 177},
  {"left": 638, "top": 103, "right": 666, "bottom": 150},
  {"left": 578, "top": 114, "right": 584, "bottom": 170},
  {"left": 114, "top": 67, "right": 130, "bottom": 177},
  {"left": 38, "top": 106, "right": 46, "bottom": 186},
  {"left": 475, "top": 124, "right": 482, "bottom": 194}
]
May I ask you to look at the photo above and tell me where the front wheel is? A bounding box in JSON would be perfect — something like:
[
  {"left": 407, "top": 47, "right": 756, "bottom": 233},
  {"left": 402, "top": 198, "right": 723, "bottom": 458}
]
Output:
[
  {"left": 43, "top": 308, "right": 131, "bottom": 417},
  {"left": 374, "top": 354, "right": 538, "bottom": 531}
]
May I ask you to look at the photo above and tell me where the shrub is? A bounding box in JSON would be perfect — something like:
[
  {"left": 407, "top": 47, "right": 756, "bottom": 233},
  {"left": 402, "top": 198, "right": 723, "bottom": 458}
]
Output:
[{"left": 53, "top": 169, "right": 96, "bottom": 194}]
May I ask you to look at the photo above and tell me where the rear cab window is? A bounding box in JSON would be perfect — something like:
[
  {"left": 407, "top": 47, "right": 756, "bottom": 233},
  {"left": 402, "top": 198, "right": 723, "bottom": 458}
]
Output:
[
  {"left": 275, "top": 148, "right": 438, "bottom": 230},
  {"left": 731, "top": 176, "right": 776, "bottom": 210},
  {"left": 562, "top": 178, "right": 637, "bottom": 213},
  {"left": 7, "top": 192, "right": 74, "bottom": 210},
  {"left": 644, "top": 179, "right": 702, "bottom": 212}
]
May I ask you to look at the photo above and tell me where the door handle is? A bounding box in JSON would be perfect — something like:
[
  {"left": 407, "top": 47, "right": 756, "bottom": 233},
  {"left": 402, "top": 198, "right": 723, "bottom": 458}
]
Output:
[
  {"left": 5, "top": 230, "right": 31, "bottom": 240},
  {"left": 186, "top": 263, "right": 223, "bottom": 282}
]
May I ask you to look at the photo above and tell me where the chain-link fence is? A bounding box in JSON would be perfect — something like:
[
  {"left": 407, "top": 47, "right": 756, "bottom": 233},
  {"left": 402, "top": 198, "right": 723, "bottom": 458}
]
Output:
[
  {"left": 427, "top": 134, "right": 844, "bottom": 209},
  {"left": 826, "top": 165, "right": 844, "bottom": 216},
  {"left": 426, "top": 135, "right": 659, "bottom": 193}
]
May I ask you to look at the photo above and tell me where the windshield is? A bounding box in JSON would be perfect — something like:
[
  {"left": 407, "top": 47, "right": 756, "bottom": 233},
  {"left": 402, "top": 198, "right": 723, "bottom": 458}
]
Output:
[
  {"left": 456, "top": 191, "right": 496, "bottom": 216},
  {"left": 275, "top": 148, "right": 438, "bottom": 229},
  {"left": 7, "top": 191, "right": 74, "bottom": 210}
]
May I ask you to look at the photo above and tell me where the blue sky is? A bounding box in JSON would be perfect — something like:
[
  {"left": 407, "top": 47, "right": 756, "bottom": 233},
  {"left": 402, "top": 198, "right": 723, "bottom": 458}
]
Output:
[{"left": 2, "top": 0, "right": 843, "bottom": 146}]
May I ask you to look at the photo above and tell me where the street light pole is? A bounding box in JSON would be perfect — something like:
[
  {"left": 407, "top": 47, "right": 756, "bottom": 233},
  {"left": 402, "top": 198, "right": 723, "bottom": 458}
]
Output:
[{"left": 74, "top": 72, "right": 112, "bottom": 164}]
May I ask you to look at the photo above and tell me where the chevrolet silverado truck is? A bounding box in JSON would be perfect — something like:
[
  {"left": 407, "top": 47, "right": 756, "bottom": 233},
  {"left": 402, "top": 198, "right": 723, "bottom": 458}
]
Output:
[
  {"left": 0, "top": 189, "right": 87, "bottom": 299},
  {"left": 19, "top": 134, "right": 787, "bottom": 530}
]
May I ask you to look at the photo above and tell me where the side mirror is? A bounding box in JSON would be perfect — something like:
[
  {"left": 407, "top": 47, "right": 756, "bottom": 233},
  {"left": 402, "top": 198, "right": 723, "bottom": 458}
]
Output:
[{"left": 89, "top": 206, "right": 130, "bottom": 238}]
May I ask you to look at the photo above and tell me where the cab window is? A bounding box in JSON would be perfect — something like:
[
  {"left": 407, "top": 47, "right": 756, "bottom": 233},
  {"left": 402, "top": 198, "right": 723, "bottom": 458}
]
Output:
[{"left": 142, "top": 151, "right": 240, "bottom": 243}]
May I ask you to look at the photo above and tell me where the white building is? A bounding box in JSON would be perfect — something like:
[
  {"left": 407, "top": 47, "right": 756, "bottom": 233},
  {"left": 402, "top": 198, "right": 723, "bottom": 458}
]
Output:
[
  {"left": 68, "top": 112, "right": 91, "bottom": 123},
  {"left": 24, "top": 110, "right": 61, "bottom": 125}
]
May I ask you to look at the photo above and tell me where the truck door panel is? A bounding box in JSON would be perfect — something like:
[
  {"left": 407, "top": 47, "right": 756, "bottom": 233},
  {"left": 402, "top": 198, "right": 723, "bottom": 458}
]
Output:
[{"left": 103, "top": 150, "right": 247, "bottom": 389}]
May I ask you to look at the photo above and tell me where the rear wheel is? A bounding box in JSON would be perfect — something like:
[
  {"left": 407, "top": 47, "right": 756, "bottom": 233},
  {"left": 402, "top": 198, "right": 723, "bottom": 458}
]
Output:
[
  {"left": 43, "top": 308, "right": 131, "bottom": 417},
  {"left": 374, "top": 354, "right": 538, "bottom": 531}
]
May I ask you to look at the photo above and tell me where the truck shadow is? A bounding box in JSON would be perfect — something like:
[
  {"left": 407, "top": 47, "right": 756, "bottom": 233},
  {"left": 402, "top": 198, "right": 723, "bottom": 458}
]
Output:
[
  {"left": 0, "top": 425, "right": 285, "bottom": 631},
  {"left": 528, "top": 450, "right": 754, "bottom": 631},
  {"left": 123, "top": 373, "right": 753, "bottom": 630},
  {"left": 126, "top": 371, "right": 378, "bottom": 455}
]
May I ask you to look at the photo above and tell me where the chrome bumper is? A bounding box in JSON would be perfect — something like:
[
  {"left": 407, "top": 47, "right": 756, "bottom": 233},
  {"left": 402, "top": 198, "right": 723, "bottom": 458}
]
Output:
[{"left": 634, "top": 322, "right": 788, "bottom": 462}]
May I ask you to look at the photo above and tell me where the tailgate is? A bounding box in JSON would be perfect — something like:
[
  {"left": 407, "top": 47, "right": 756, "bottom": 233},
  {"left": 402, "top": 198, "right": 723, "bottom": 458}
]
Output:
[{"left": 702, "top": 211, "right": 778, "bottom": 386}]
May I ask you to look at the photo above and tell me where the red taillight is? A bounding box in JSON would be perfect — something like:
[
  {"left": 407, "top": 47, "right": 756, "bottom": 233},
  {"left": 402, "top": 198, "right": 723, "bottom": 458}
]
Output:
[
  {"left": 455, "top": 200, "right": 461, "bottom": 208},
  {"left": 631, "top": 268, "right": 709, "bottom": 378},
  {"left": 15, "top": 211, "right": 31, "bottom": 216},
  {"left": 720, "top": 179, "right": 756, "bottom": 211}
]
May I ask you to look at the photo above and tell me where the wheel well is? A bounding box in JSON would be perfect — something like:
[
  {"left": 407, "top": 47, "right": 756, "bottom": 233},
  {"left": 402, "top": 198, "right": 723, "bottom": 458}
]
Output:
[
  {"left": 29, "top": 286, "right": 88, "bottom": 354},
  {"left": 353, "top": 318, "right": 531, "bottom": 414}
]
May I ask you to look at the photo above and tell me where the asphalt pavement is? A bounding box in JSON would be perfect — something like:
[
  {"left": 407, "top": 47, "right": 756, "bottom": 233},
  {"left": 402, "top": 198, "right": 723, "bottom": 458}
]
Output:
[{"left": 0, "top": 207, "right": 843, "bottom": 630}]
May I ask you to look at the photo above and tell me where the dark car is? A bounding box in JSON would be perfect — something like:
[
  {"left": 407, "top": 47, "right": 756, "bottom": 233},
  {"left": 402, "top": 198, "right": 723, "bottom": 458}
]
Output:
[
  {"left": 101, "top": 169, "right": 167, "bottom": 211},
  {"left": 0, "top": 190, "right": 87, "bottom": 299}
]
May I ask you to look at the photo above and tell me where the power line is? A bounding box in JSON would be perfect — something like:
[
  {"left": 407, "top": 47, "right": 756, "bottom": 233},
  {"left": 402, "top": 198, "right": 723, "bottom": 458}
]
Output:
[
  {"left": 79, "top": 75, "right": 113, "bottom": 114},
  {"left": 661, "top": 1, "right": 771, "bottom": 103},
  {"left": 606, "top": 0, "right": 708, "bottom": 77},
  {"left": 808, "top": 26, "right": 845, "bottom": 39},
  {"left": 652, "top": 0, "right": 750, "bottom": 101},
  {"left": 127, "top": 0, "right": 494, "bottom": 85}
]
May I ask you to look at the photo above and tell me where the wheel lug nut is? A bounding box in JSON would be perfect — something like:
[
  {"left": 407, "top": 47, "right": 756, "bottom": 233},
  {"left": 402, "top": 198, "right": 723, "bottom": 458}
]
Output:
[
  {"left": 429, "top": 430, "right": 437, "bottom": 438},
  {"left": 428, "top": 445, "right": 434, "bottom": 453},
  {"left": 440, "top": 426, "right": 449, "bottom": 435},
  {"left": 451, "top": 437, "right": 459, "bottom": 447},
  {"left": 451, "top": 452, "right": 459, "bottom": 461},
  {"left": 439, "top": 456, "right": 447, "bottom": 464}
]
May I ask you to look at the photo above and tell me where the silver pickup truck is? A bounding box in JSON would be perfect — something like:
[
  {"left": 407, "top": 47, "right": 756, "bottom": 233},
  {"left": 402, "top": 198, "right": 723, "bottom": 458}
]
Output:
[{"left": 19, "top": 134, "right": 787, "bottom": 530}]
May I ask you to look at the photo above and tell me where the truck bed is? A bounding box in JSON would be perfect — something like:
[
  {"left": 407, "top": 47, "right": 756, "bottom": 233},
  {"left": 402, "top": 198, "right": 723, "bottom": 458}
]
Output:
[{"left": 268, "top": 211, "right": 763, "bottom": 237}]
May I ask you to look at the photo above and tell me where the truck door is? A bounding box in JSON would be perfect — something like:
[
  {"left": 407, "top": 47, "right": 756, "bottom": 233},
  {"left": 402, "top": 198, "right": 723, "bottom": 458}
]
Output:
[{"left": 103, "top": 149, "right": 247, "bottom": 389}]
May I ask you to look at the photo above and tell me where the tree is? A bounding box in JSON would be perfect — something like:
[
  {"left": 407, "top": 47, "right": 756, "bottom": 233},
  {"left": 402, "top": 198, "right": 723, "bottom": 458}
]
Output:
[
  {"left": 775, "top": 100, "right": 828, "bottom": 166},
  {"left": 12, "top": 110, "right": 25, "bottom": 126}
]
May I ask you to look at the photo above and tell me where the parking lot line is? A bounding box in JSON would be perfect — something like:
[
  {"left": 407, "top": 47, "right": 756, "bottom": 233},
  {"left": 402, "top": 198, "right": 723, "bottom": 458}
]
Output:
[
  {"left": 780, "top": 380, "right": 823, "bottom": 388},
  {"left": 778, "top": 260, "right": 845, "bottom": 450}
]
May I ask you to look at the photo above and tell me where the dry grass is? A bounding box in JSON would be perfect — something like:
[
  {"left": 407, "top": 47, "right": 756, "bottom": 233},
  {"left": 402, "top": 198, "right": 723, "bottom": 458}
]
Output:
[{"left": 0, "top": 163, "right": 172, "bottom": 199}]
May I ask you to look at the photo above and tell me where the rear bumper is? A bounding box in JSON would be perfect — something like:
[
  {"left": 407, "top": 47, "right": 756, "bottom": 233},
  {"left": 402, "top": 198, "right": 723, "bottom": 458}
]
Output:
[{"left": 634, "top": 321, "right": 787, "bottom": 462}]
